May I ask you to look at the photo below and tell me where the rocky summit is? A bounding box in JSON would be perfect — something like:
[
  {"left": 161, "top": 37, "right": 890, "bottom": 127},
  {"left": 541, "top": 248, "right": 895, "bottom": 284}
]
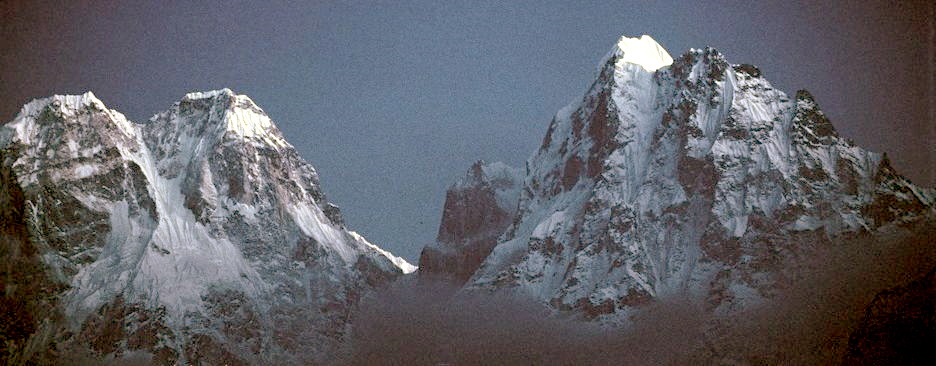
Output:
[
  {"left": 0, "top": 89, "right": 414, "bottom": 365},
  {"left": 422, "top": 35, "right": 934, "bottom": 321},
  {"left": 419, "top": 161, "right": 522, "bottom": 284}
]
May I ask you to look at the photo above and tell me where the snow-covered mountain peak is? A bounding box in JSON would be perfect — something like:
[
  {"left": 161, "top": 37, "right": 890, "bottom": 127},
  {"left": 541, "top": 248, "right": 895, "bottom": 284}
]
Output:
[
  {"left": 21, "top": 91, "right": 106, "bottom": 115},
  {"left": 170, "top": 88, "right": 288, "bottom": 148},
  {"left": 1, "top": 90, "right": 414, "bottom": 364},
  {"left": 4, "top": 91, "right": 136, "bottom": 145},
  {"left": 182, "top": 87, "right": 236, "bottom": 100},
  {"left": 424, "top": 34, "right": 935, "bottom": 325},
  {"left": 612, "top": 34, "right": 674, "bottom": 72},
  {"left": 791, "top": 89, "right": 840, "bottom": 144}
]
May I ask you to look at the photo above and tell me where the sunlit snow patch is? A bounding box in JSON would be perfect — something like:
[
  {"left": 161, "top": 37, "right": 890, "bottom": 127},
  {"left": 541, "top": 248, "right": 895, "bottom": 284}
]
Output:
[
  {"left": 351, "top": 231, "right": 418, "bottom": 274},
  {"left": 614, "top": 34, "right": 674, "bottom": 72}
]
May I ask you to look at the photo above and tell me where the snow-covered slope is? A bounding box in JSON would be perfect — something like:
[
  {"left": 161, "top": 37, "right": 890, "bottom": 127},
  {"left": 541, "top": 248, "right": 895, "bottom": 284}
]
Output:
[
  {"left": 0, "top": 89, "right": 413, "bottom": 364},
  {"left": 423, "top": 35, "right": 934, "bottom": 321}
]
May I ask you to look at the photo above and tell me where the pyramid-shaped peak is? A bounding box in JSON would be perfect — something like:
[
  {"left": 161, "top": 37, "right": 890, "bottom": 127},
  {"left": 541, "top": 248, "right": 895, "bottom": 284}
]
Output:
[
  {"left": 454, "top": 160, "right": 522, "bottom": 190},
  {"left": 181, "top": 88, "right": 262, "bottom": 112},
  {"left": 614, "top": 34, "right": 674, "bottom": 72},
  {"left": 62, "top": 90, "right": 104, "bottom": 108},
  {"left": 182, "top": 87, "right": 236, "bottom": 100},
  {"left": 3, "top": 91, "right": 138, "bottom": 146},
  {"left": 173, "top": 88, "right": 287, "bottom": 147},
  {"left": 14, "top": 91, "right": 107, "bottom": 121}
]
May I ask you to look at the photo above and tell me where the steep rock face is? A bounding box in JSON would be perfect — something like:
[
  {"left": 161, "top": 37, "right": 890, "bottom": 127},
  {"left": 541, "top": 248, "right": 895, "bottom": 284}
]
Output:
[
  {"left": 433, "top": 35, "right": 934, "bottom": 320},
  {"left": 419, "top": 161, "right": 521, "bottom": 284},
  {"left": 0, "top": 90, "right": 414, "bottom": 365}
]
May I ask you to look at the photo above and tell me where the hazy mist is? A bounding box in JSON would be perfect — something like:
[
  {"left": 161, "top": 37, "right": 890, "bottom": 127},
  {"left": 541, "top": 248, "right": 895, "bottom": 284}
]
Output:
[{"left": 348, "top": 220, "right": 935, "bottom": 365}]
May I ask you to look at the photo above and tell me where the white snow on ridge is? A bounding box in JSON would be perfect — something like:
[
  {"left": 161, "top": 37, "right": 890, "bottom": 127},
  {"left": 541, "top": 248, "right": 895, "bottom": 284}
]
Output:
[
  {"left": 288, "top": 202, "right": 357, "bottom": 263},
  {"left": 3, "top": 91, "right": 136, "bottom": 146},
  {"left": 351, "top": 231, "right": 418, "bottom": 274},
  {"left": 3, "top": 89, "right": 418, "bottom": 322},
  {"left": 288, "top": 205, "right": 417, "bottom": 273},
  {"left": 614, "top": 35, "right": 674, "bottom": 72},
  {"left": 182, "top": 88, "right": 288, "bottom": 147},
  {"left": 225, "top": 103, "right": 288, "bottom": 147}
]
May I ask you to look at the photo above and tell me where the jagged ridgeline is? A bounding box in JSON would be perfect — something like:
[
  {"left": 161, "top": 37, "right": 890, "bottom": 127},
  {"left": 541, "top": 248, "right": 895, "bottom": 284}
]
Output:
[
  {"left": 422, "top": 35, "right": 934, "bottom": 319},
  {"left": 2, "top": 32, "right": 933, "bottom": 365},
  {"left": 0, "top": 90, "right": 414, "bottom": 365}
]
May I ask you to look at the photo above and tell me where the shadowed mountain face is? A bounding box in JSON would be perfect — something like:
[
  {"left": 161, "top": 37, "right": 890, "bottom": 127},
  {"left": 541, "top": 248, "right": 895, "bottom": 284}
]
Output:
[
  {"left": 0, "top": 90, "right": 413, "bottom": 365},
  {"left": 843, "top": 266, "right": 936, "bottom": 365},
  {"left": 421, "top": 35, "right": 934, "bottom": 323}
]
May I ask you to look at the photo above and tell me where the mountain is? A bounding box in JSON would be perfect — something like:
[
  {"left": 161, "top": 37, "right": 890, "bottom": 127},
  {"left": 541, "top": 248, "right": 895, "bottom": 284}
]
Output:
[
  {"left": 419, "top": 161, "right": 522, "bottom": 284},
  {"left": 0, "top": 89, "right": 414, "bottom": 365},
  {"left": 421, "top": 35, "right": 934, "bottom": 321}
]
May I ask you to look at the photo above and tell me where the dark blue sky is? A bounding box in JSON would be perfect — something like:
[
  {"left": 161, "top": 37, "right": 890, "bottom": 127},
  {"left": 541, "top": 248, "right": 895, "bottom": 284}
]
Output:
[{"left": 2, "top": 1, "right": 932, "bottom": 262}]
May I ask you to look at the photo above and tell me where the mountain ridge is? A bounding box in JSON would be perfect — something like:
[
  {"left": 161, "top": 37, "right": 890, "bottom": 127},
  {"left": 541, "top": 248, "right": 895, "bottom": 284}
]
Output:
[
  {"left": 0, "top": 88, "right": 413, "bottom": 364},
  {"left": 422, "top": 35, "right": 934, "bottom": 323}
]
